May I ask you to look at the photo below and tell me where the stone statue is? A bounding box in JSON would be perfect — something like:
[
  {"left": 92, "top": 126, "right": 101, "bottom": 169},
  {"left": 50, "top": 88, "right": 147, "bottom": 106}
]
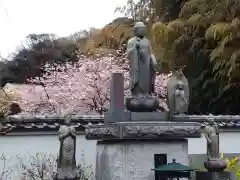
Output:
[
  {"left": 167, "top": 69, "right": 189, "bottom": 118},
  {"left": 55, "top": 118, "right": 78, "bottom": 180},
  {"left": 125, "top": 22, "right": 159, "bottom": 112},
  {"left": 174, "top": 80, "right": 188, "bottom": 114},
  {"left": 126, "top": 21, "right": 157, "bottom": 96},
  {"left": 204, "top": 119, "right": 219, "bottom": 160},
  {"left": 203, "top": 118, "right": 227, "bottom": 172}
]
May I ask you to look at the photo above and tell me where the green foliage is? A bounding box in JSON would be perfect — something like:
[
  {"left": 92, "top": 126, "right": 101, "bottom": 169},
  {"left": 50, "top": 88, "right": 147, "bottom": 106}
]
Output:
[
  {"left": 0, "top": 87, "right": 17, "bottom": 115},
  {"left": 1, "top": 33, "right": 79, "bottom": 84},
  {"left": 151, "top": 0, "right": 240, "bottom": 114},
  {"left": 115, "top": 0, "right": 185, "bottom": 23},
  {"left": 81, "top": 18, "right": 135, "bottom": 53},
  {"left": 221, "top": 153, "right": 240, "bottom": 179}
]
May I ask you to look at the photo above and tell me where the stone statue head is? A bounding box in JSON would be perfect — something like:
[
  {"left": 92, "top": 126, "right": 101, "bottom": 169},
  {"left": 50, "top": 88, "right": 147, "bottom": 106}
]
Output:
[
  {"left": 174, "top": 69, "right": 183, "bottom": 78},
  {"left": 176, "top": 81, "right": 184, "bottom": 90},
  {"left": 207, "top": 118, "right": 215, "bottom": 126},
  {"left": 64, "top": 117, "right": 71, "bottom": 126},
  {"left": 133, "top": 22, "right": 147, "bottom": 38}
]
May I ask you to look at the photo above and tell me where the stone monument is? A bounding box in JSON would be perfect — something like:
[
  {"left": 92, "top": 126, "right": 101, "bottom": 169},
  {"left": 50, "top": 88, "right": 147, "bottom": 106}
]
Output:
[
  {"left": 196, "top": 119, "right": 235, "bottom": 180},
  {"left": 55, "top": 118, "right": 79, "bottom": 180},
  {"left": 125, "top": 21, "right": 159, "bottom": 112},
  {"left": 85, "top": 22, "right": 202, "bottom": 180},
  {"left": 167, "top": 68, "right": 189, "bottom": 119}
]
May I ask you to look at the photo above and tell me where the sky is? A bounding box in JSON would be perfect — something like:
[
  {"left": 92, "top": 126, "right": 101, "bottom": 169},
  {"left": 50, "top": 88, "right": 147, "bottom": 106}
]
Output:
[{"left": 0, "top": 0, "right": 126, "bottom": 58}]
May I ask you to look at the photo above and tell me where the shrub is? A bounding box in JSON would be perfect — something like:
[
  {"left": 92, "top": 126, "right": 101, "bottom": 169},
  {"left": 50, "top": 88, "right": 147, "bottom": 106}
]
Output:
[
  {"left": 0, "top": 86, "right": 18, "bottom": 115},
  {"left": 16, "top": 153, "right": 95, "bottom": 180},
  {"left": 0, "top": 153, "right": 15, "bottom": 180},
  {"left": 220, "top": 153, "right": 240, "bottom": 179},
  {"left": 0, "top": 153, "right": 94, "bottom": 180}
]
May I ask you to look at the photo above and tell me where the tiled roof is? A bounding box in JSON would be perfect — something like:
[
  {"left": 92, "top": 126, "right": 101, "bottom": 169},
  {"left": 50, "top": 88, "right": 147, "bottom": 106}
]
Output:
[
  {"left": 3, "top": 114, "right": 104, "bottom": 132},
  {"left": 172, "top": 115, "right": 240, "bottom": 129},
  {"left": 2, "top": 114, "right": 240, "bottom": 133}
]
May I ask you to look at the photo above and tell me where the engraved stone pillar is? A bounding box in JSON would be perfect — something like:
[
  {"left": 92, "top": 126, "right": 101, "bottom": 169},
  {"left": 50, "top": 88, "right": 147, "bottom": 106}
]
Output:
[{"left": 104, "top": 73, "right": 124, "bottom": 125}]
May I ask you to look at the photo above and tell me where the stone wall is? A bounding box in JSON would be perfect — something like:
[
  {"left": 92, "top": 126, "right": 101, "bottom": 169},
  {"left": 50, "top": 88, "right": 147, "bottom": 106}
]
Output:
[{"left": 0, "top": 131, "right": 239, "bottom": 178}]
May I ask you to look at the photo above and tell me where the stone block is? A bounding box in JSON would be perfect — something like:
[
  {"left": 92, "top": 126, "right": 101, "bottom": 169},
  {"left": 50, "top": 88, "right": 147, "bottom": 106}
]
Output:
[
  {"left": 196, "top": 171, "right": 236, "bottom": 180},
  {"left": 104, "top": 111, "right": 168, "bottom": 122},
  {"left": 130, "top": 112, "right": 168, "bottom": 121},
  {"left": 104, "top": 111, "right": 131, "bottom": 122},
  {"left": 96, "top": 139, "right": 189, "bottom": 180}
]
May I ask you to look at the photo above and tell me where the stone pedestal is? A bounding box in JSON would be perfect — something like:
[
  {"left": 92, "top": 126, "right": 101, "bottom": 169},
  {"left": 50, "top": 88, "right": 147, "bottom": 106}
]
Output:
[
  {"left": 85, "top": 121, "right": 201, "bottom": 180},
  {"left": 126, "top": 96, "right": 159, "bottom": 112},
  {"left": 204, "top": 159, "right": 227, "bottom": 172},
  {"left": 96, "top": 139, "right": 188, "bottom": 180},
  {"left": 54, "top": 170, "right": 78, "bottom": 180},
  {"left": 196, "top": 171, "right": 236, "bottom": 180}
]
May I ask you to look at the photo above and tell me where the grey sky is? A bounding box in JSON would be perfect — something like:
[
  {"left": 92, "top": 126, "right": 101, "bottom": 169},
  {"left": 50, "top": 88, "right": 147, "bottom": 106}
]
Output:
[{"left": 0, "top": 0, "right": 126, "bottom": 58}]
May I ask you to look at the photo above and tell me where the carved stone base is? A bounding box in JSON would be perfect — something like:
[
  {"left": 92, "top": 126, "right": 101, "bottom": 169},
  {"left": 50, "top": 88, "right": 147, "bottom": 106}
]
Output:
[
  {"left": 204, "top": 159, "right": 227, "bottom": 172},
  {"left": 126, "top": 95, "right": 159, "bottom": 112},
  {"left": 85, "top": 121, "right": 201, "bottom": 140},
  {"left": 54, "top": 168, "right": 79, "bottom": 180},
  {"left": 104, "top": 111, "right": 169, "bottom": 122},
  {"left": 196, "top": 171, "right": 236, "bottom": 180},
  {"left": 96, "top": 139, "right": 189, "bottom": 180}
]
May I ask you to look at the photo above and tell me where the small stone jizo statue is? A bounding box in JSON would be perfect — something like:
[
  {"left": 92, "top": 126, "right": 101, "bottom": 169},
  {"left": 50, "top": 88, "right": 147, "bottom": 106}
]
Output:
[
  {"left": 55, "top": 117, "right": 78, "bottom": 180},
  {"left": 167, "top": 68, "right": 189, "bottom": 117},
  {"left": 174, "top": 80, "right": 188, "bottom": 114},
  {"left": 126, "top": 21, "right": 157, "bottom": 96},
  {"left": 204, "top": 119, "right": 219, "bottom": 160},
  {"left": 203, "top": 118, "right": 227, "bottom": 172}
]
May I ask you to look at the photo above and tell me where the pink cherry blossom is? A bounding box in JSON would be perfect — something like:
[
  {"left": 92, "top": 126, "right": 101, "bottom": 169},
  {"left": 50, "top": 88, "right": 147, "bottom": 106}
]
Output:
[{"left": 12, "top": 53, "right": 169, "bottom": 115}]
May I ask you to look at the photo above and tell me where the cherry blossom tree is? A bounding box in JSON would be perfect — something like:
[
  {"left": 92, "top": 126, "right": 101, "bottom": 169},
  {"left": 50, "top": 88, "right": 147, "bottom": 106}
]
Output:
[{"left": 14, "top": 54, "right": 169, "bottom": 115}]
